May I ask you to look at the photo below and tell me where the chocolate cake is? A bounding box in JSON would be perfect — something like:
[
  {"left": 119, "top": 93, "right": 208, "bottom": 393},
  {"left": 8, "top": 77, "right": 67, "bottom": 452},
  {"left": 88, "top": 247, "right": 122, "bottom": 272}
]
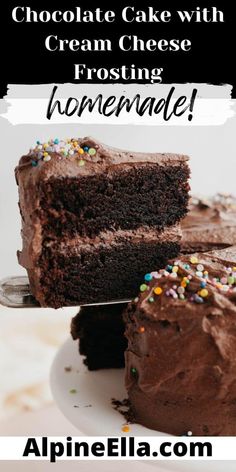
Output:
[
  {"left": 15, "top": 136, "right": 190, "bottom": 308},
  {"left": 181, "top": 194, "right": 236, "bottom": 253},
  {"left": 71, "top": 304, "right": 128, "bottom": 370},
  {"left": 124, "top": 246, "right": 236, "bottom": 436}
]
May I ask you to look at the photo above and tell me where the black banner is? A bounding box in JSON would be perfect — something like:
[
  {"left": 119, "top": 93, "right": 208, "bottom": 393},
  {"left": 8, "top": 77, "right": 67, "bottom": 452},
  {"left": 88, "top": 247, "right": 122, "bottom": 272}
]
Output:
[{"left": 1, "top": 1, "right": 235, "bottom": 97}]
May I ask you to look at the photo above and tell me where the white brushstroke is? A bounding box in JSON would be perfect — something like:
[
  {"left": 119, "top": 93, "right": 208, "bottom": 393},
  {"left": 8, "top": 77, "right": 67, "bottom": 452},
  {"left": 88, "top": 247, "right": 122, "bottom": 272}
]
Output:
[{"left": 1, "top": 83, "right": 235, "bottom": 126}]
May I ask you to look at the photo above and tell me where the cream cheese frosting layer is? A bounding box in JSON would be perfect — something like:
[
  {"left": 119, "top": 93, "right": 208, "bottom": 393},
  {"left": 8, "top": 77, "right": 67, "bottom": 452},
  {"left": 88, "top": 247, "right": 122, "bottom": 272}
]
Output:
[{"left": 19, "top": 224, "right": 182, "bottom": 270}]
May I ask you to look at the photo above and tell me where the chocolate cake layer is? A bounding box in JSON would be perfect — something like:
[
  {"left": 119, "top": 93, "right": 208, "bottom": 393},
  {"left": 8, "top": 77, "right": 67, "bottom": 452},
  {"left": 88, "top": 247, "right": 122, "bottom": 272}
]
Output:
[
  {"left": 15, "top": 137, "right": 189, "bottom": 307},
  {"left": 27, "top": 226, "right": 181, "bottom": 307},
  {"left": 124, "top": 247, "right": 236, "bottom": 436},
  {"left": 181, "top": 194, "right": 236, "bottom": 253},
  {"left": 38, "top": 162, "right": 189, "bottom": 238},
  {"left": 71, "top": 304, "right": 127, "bottom": 370}
]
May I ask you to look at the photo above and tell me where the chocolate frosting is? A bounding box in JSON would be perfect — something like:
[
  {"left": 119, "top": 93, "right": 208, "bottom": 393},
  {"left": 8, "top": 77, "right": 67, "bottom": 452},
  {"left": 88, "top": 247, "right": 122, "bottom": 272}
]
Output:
[
  {"left": 36, "top": 224, "right": 182, "bottom": 257},
  {"left": 124, "top": 246, "right": 236, "bottom": 435},
  {"left": 181, "top": 194, "right": 236, "bottom": 252},
  {"left": 15, "top": 136, "right": 189, "bottom": 182}
]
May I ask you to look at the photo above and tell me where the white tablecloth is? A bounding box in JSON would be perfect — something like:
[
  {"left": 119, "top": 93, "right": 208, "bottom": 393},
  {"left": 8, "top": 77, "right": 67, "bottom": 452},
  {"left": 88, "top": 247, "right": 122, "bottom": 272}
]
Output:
[{"left": 0, "top": 305, "right": 78, "bottom": 420}]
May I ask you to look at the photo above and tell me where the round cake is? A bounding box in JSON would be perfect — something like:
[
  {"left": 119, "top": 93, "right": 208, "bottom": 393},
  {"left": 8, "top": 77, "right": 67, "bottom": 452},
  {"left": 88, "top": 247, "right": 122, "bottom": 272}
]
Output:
[{"left": 124, "top": 247, "right": 236, "bottom": 436}]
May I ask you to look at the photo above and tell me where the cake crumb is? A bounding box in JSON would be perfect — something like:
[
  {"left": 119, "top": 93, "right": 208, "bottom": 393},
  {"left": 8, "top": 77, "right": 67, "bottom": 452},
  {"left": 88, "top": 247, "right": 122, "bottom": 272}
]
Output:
[{"left": 111, "top": 398, "right": 134, "bottom": 423}]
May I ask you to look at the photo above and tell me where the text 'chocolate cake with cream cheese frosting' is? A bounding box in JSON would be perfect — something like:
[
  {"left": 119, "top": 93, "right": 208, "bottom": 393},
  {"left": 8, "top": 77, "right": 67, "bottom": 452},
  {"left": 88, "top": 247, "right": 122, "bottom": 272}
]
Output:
[
  {"left": 124, "top": 246, "right": 236, "bottom": 436},
  {"left": 15, "top": 136, "right": 190, "bottom": 308}
]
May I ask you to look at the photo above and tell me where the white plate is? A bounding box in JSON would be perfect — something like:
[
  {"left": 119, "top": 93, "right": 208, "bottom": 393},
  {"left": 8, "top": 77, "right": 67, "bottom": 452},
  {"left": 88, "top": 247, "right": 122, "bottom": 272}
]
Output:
[
  {"left": 50, "top": 338, "right": 234, "bottom": 471},
  {"left": 50, "top": 337, "right": 156, "bottom": 437}
]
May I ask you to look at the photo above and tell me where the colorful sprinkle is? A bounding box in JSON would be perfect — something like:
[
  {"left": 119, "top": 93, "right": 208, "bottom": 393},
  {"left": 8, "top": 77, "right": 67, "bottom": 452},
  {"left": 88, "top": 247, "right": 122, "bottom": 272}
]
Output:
[
  {"left": 190, "top": 256, "right": 198, "bottom": 264},
  {"left": 83, "top": 146, "right": 89, "bottom": 152},
  {"left": 131, "top": 367, "right": 137, "bottom": 376},
  {"left": 197, "top": 264, "right": 204, "bottom": 272},
  {"left": 122, "top": 425, "right": 130, "bottom": 433},
  {"left": 139, "top": 326, "right": 145, "bottom": 333},
  {"left": 169, "top": 288, "right": 178, "bottom": 299},
  {"left": 88, "top": 147, "right": 96, "bottom": 156},
  {"left": 216, "top": 283, "right": 223, "bottom": 289},
  {"left": 177, "top": 286, "right": 185, "bottom": 294},
  {"left": 199, "top": 289, "right": 208, "bottom": 298},
  {"left": 140, "top": 284, "right": 148, "bottom": 292},
  {"left": 181, "top": 430, "right": 193, "bottom": 437},
  {"left": 148, "top": 297, "right": 154, "bottom": 303},
  {"left": 144, "top": 273, "right": 153, "bottom": 282},
  {"left": 228, "top": 276, "right": 234, "bottom": 285},
  {"left": 154, "top": 287, "right": 163, "bottom": 295},
  {"left": 220, "top": 277, "right": 228, "bottom": 285},
  {"left": 221, "top": 285, "right": 230, "bottom": 292},
  {"left": 43, "top": 155, "right": 51, "bottom": 162},
  {"left": 78, "top": 159, "right": 85, "bottom": 166},
  {"left": 69, "top": 389, "right": 77, "bottom": 394}
]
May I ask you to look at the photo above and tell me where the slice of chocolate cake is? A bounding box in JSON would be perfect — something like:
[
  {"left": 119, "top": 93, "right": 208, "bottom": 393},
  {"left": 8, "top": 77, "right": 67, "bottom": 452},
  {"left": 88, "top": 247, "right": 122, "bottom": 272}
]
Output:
[
  {"left": 71, "top": 304, "right": 128, "bottom": 370},
  {"left": 181, "top": 194, "right": 236, "bottom": 253},
  {"left": 15, "top": 137, "right": 190, "bottom": 308},
  {"left": 124, "top": 246, "right": 236, "bottom": 436}
]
